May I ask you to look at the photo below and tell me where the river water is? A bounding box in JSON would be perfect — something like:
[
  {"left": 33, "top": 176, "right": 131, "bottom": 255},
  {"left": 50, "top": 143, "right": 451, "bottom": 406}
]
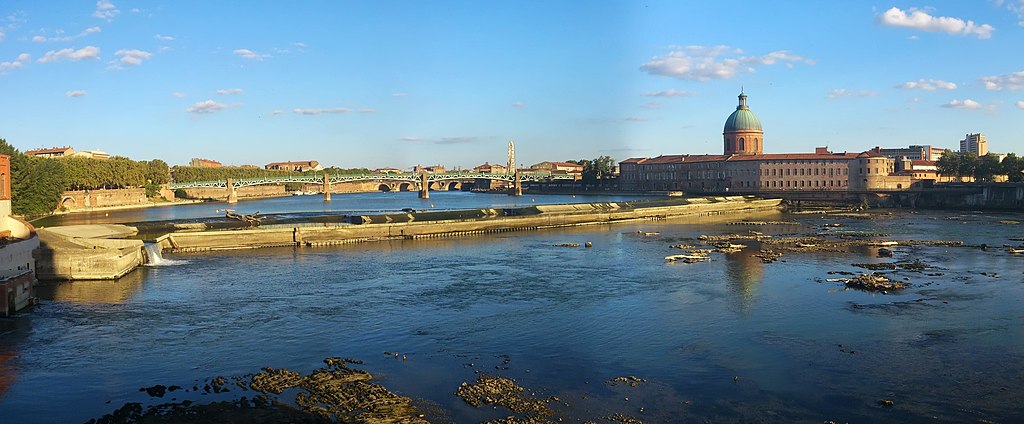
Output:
[
  {"left": 31, "top": 191, "right": 638, "bottom": 227},
  {"left": 3, "top": 195, "right": 1024, "bottom": 422}
]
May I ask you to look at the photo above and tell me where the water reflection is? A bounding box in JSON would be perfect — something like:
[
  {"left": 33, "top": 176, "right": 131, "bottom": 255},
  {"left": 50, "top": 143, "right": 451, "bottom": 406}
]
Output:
[
  {"left": 722, "top": 243, "right": 765, "bottom": 312},
  {"left": 36, "top": 270, "right": 145, "bottom": 304}
]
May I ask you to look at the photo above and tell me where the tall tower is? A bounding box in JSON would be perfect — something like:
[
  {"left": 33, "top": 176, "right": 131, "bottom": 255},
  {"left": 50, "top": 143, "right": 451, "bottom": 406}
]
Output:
[
  {"left": 507, "top": 140, "right": 515, "bottom": 174},
  {"left": 722, "top": 91, "right": 764, "bottom": 155}
]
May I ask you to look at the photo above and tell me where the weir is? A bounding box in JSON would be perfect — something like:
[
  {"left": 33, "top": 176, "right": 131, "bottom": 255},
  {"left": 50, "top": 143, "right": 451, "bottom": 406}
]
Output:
[{"left": 142, "top": 243, "right": 164, "bottom": 265}]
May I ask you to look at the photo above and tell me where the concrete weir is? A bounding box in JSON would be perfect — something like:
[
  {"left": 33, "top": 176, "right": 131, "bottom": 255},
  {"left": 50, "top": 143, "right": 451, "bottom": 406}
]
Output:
[
  {"left": 34, "top": 224, "right": 145, "bottom": 280},
  {"left": 157, "top": 196, "right": 783, "bottom": 253}
]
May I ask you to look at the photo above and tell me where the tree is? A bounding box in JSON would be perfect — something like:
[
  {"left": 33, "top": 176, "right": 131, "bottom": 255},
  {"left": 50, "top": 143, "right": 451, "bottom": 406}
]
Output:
[
  {"left": 1002, "top": 153, "right": 1024, "bottom": 182},
  {"left": 958, "top": 152, "right": 979, "bottom": 181},
  {"left": 145, "top": 159, "right": 171, "bottom": 184},
  {"left": 580, "top": 156, "right": 616, "bottom": 185},
  {"left": 936, "top": 151, "right": 961, "bottom": 180},
  {"left": 975, "top": 153, "right": 1002, "bottom": 182}
]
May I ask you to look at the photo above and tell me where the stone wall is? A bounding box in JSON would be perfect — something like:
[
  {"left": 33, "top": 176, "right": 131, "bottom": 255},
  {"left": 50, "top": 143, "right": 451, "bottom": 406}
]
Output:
[
  {"left": 59, "top": 188, "right": 148, "bottom": 211},
  {"left": 183, "top": 184, "right": 286, "bottom": 200}
]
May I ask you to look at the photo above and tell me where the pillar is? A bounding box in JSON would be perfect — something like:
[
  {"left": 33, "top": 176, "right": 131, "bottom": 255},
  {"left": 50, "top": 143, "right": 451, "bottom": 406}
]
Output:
[
  {"left": 323, "top": 173, "right": 331, "bottom": 202},
  {"left": 509, "top": 169, "right": 523, "bottom": 196},
  {"left": 226, "top": 178, "right": 238, "bottom": 204},
  {"left": 418, "top": 172, "right": 429, "bottom": 199}
]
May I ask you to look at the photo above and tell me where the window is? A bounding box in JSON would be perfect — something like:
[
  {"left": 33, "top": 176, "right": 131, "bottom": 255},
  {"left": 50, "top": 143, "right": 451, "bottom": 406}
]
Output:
[{"left": 739, "top": 138, "right": 745, "bottom": 150}]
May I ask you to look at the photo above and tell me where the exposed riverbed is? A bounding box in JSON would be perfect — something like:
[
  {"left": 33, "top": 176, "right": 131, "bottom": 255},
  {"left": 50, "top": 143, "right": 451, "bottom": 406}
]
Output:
[{"left": 3, "top": 206, "right": 1024, "bottom": 423}]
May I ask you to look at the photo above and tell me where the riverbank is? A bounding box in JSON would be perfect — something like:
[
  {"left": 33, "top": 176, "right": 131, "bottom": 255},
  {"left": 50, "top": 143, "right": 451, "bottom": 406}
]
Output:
[{"left": 31, "top": 199, "right": 208, "bottom": 223}]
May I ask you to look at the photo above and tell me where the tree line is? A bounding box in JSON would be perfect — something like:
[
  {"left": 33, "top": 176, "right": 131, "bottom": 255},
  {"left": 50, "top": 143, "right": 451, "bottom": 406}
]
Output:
[
  {"left": 169, "top": 165, "right": 371, "bottom": 183},
  {"left": 936, "top": 151, "right": 1024, "bottom": 182},
  {"left": 0, "top": 139, "right": 170, "bottom": 216},
  {"left": 567, "top": 155, "right": 616, "bottom": 185}
]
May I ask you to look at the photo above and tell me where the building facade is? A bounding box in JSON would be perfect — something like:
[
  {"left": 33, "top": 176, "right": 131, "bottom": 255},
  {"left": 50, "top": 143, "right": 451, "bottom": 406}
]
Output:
[
  {"left": 25, "top": 146, "right": 75, "bottom": 158},
  {"left": 960, "top": 133, "right": 988, "bottom": 156},
  {"left": 619, "top": 92, "right": 915, "bottom": 193},
  {"left": 265, "top": 160, "right": 323, "bottom": 172},
  {"left": 0, "top": 154, "right": 40, "bottom": 317}
]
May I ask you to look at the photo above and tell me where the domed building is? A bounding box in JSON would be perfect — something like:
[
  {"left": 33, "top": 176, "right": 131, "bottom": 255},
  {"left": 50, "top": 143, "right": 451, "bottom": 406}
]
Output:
[
  {"left": 618, "top": 91, "right": 915, "bottom": 195},
  {"left": 723, "top": 91, "right": 763, "bottom": 155}
]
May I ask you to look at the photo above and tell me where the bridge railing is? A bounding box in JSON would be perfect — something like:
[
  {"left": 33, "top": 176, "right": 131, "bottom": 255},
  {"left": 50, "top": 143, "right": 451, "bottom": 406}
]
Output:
[{"left": 168, "top": 171, "right": 577, "bottom": 189}]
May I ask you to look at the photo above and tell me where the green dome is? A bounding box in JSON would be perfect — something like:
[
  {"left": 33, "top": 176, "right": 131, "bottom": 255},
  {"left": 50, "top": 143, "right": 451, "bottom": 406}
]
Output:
[{"left": 723, "top": 92, "right": 763, "bottom": 132}]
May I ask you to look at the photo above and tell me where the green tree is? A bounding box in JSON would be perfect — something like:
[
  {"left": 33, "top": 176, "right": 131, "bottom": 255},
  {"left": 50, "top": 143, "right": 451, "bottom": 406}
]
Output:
[
  {"left": 145, "top": 159, "right": 170, "bottom": 185},
  {"left": 975, "top": 153, "right": 1002, "bottom": 182},
  {"left": 581, "top": 155, "right": 616, "bottom": 185},
  {"left": 936, "top": 151, "right": 961, "bottom": 180},
  {"left": 959, "top": 152, "right": 979, "bottom": 181},
  {"left": 0, "top": 139, "right": 68, "bottom": 216},
  {"left": 1001, "top": 153, "right": 1024, "bottom": 182}
]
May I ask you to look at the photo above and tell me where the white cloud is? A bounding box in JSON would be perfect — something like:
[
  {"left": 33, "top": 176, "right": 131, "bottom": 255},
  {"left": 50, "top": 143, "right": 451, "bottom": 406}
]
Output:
[
  {"left": 32, "top": 26, "right": 102, "bottom": 43},
  {"left": 93, "top": 0, "right": 120, "bottom": 21},
  {"left": 154, "top": 34, "right": 175, "bottom": 41},
  {"left": 216, "top": 88, "right": 244, "bottom": 95},
  {"left": 391, "top": 92, "right": 409, "bottom": 97},
  {"left": 114, "top": 49, "right": 152, "bottom": 66},
  {"left": 171, "top": 91, "right": 186, "bottom": 98},
  {"left": 0, "top": 53, "right": 30, "bottom": 73},
  {"left": 0, "top": 29, "right": 5, "bottom": 42},
  {"left": 878, "top": 7, "right": 994, "bottom": 39},
  {"left": 941, "top": 99, "right": 992, "bottom": 110},
  {"left": 624, "top": 116, "right": 648, "bottom": 122},
  {"left": 38, "top": 46, "right": 100, "bottom": 63},
  {"left": 897, "top": 79, "right": 957, "bottom": 91},
  {"left": 980, "top": 71, "right": 1024, "bottom": 91},
  {"left": 642, "top": 88, "right": 693, "bottom": 97},
  {"left": 399, "top": 136, "right": 421, "bottom": 142},
  {"left": 435, "top": 137, "right": 479, "bottom": 144},
  {"left": 641, "top": 101, "right": 661, "bottom": 110},
  {"left": 358, "top": 108, "right": 376, "bottom": 113},
  {"left": 639, "top": 45, "right": 813, "bottom": 81},
  {"left": 65, "top": 90, "right": 86, "bottom": 97},
  {"left": 293, "top": 108, "right": 350, "bottom": 115},
  {"left": 826, "top": 89, "right": 878, "bottom": 99},
  {"left": 1016, "top": 100, "right": 1024, "bottom": 110},
  {"left": 999, "top": 0, "right": 1024, "bottom": 26},
  {"left": 269, "top": 109, "right": 285, "bottom": 116},
  {"left": 186, "top": 100, "right": 228, "bottom": 114},
  {"left": 233, "top": 48, "right": 269, "bottom": 60},
  {"left": 511, "top": 101, "right": 524, "bottom": 108}
]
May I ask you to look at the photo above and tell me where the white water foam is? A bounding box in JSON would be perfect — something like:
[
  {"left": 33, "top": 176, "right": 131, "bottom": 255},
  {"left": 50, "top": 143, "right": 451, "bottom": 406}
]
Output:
[{"left": 143, "top": 243, "right": 188, "bottom": 266}]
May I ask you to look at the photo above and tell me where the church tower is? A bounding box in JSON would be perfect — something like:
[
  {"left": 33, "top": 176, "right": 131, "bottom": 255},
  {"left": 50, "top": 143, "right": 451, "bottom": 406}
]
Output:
[{"left": 722, "top": 91, "right": 764, "bottom": 155}]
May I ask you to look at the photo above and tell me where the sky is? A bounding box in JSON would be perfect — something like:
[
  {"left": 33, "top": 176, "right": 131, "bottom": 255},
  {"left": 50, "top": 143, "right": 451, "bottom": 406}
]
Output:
[{"left": 1, "top": 1, "right": 1024, "bottom": 170}]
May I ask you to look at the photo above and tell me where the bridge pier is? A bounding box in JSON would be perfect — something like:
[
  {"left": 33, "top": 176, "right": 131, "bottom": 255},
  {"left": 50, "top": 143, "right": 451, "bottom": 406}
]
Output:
[
  {"left": 509, "top": 170, "right": 523, "bottom": 196},
  {"left": 323, "top": 173, "right": 331, "bottom": 202},
  {"left": 418, "top": 172, "right": 429, "bottom": 199},
  {"left": 226, "top": 178, "right": 238, "bottom": 204}
]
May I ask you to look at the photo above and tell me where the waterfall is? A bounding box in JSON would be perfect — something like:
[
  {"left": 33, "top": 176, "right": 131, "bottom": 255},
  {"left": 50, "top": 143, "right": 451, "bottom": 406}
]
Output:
[
  {"left": 143, "top": 243, "right": 164, "bottom": 265},
  {"left": 143, "top": 243, "right": 186, "bottom": 266}
]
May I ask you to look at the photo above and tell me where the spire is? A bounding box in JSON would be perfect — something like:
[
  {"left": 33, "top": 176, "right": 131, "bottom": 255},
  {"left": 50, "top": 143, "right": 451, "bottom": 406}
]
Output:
[{"left": 737, "top": 90, "right": 749, "bottom": 110}]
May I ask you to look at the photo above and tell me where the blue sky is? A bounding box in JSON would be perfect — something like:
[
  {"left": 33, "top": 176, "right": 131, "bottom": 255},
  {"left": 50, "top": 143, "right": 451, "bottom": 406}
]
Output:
[{"left": 1, "top": 1, "right": 1023, "bottom": 169}]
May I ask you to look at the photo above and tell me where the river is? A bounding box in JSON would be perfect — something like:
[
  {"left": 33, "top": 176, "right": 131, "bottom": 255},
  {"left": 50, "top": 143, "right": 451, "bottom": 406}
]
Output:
[
  {"left": 31, "top": 191, "right": 644, "bottom": 227},
  {"left": 3, "top": 197, "right": 1024, "bottom": 422}
]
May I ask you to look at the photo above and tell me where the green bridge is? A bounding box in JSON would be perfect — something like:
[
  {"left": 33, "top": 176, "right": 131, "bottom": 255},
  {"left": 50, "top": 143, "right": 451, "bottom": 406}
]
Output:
[{"left": 169, "top": 171, "right": 578, "bottom": 203}]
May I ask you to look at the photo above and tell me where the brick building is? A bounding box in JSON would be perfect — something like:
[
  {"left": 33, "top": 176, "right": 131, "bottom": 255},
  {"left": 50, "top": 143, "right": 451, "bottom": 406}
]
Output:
[{"left": 619, "top": 92, "right": 915, "bottom": 193}]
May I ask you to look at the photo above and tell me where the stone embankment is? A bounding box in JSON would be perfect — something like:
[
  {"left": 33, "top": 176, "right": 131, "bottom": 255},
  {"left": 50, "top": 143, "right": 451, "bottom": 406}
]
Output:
[
  {"left": 155, "top": 196, "right": 783, "bottom": 253},
  {"left": 35, "top": 224, "right": 144, "bottom": 280}
]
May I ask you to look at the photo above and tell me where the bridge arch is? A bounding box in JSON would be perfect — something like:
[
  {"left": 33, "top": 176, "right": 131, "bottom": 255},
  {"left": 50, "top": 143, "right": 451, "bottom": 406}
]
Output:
[
  {"left": 59, "top": 196, "right": 77, "bottom": 210},
  {"left": 378, "top": 184, "right": 392, "bottom": 193},
  {"left": 398, "top": 182, "right": 414, "bottom": 192}
]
